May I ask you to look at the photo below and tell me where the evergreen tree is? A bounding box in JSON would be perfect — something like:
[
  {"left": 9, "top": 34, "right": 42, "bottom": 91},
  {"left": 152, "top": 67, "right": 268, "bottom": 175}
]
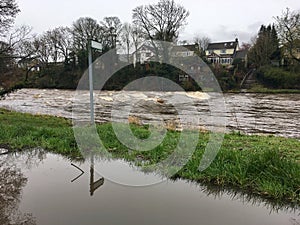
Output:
[
  {"left": 248, "top": 24, "right": 281, "bottom": 67},
  {"left": 270, "top": 24, "right": 281, "bottom": 61}
]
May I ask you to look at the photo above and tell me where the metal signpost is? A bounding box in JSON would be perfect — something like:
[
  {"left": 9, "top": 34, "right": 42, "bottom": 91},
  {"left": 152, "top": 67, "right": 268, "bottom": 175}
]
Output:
[{"left": 88, "top": 40, "right": 102, "bottom": 124}]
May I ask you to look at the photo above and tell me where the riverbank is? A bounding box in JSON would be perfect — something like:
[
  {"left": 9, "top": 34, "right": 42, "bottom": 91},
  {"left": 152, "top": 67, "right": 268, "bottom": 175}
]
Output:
[
  {"left": 228, "top": 85, "right": 300, "bottom": 94},
  {"left": 243, "top": 85, "right": 300, "bottom": 94},
  {"left": 0, "top": 108, "right": 299, "bottom": 205}
]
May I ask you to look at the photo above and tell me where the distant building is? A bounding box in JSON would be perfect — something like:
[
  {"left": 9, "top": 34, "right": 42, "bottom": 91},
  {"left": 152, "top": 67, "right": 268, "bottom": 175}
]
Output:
[
  {"left": 206, "top": 38, "right": 240, "bottom": 65},
  {"left": 132, "top": 44, "right": 156, "bottom": 64},
  {"left": 171, "top": 44, "right": 199, "bottom": 57},
  {"left": 130, "top": 43, "right": 200, "bottom": 64},
  {"left": 18, "top": 57, "right": 40, "bottom": 72},
  {"left": 178, "top": 74, "right": 190, "bottom": 82}
]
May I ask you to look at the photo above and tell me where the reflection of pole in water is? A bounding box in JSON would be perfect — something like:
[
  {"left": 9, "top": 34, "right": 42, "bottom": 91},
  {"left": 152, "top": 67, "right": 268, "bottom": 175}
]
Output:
[
  {"left": 71, "top": 153, "right": 104, "bottom": 196},
  {"left": 90, "top": 153, "right": 94, "bottom": 196},
  {"left": 90, "top": 153, "right": 104, "bottom": 196}
]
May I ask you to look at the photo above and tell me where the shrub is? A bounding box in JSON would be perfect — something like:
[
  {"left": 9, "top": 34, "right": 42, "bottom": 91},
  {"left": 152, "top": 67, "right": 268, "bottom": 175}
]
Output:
[{"left": 256, "top": 66, "right": 300, "bottom": 89}]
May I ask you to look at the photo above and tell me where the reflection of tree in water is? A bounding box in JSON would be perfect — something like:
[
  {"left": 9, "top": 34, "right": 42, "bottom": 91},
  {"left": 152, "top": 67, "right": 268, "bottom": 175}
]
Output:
[
  {"left": 4, "top": 148, "right": 47, "bottom": 171},
  {"left": 0, "top": 157, "right": 36, "bottom": 225}
]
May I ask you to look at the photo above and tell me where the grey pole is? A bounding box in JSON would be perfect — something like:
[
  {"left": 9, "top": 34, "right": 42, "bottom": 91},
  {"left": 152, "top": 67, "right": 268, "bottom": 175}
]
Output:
[{"left": 88, "top": 40, "right": 95, "bottom": 124}]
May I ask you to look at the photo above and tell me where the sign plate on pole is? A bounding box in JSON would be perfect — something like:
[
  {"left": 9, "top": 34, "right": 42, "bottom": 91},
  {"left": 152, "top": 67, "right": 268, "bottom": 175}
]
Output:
[{"left": 91, "top": 40, "right": 102, "bottom": 50}]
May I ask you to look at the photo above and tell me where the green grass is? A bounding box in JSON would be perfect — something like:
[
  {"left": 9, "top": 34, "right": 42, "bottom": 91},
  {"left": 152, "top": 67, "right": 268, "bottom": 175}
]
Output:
[
  {"left": 0, "top": 109, "right": 79, "bottom": 157},
  {"left": 0, "top": 108, "right": 300, "bottom": 205},
  {"left": 177, "top": 134, "right": 300, "bottom": 203}
]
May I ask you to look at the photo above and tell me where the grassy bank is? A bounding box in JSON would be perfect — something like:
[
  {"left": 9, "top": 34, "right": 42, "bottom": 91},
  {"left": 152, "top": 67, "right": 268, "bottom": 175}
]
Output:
[{"left": 0, "top": 108, "right": 299, "bottom": 205}]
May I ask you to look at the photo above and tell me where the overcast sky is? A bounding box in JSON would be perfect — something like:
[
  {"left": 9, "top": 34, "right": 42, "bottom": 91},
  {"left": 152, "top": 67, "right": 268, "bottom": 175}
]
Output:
[{"left": 15, "top": 0, "right": 300, "bottom": 44}]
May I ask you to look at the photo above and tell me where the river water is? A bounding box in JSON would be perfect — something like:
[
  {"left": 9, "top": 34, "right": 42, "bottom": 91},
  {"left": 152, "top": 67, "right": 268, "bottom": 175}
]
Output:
[
  {"left": 0, "top": 150, "right": 299, "bottom": 225},
  {"left": 0, "top": 88, "right": 299, "bottom": 139}
]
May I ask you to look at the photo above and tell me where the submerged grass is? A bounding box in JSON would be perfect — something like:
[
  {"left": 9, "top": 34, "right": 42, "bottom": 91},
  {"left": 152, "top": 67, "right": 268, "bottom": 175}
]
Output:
[{"left": 0, "top": 108, "right": 300, "bottom": 204}]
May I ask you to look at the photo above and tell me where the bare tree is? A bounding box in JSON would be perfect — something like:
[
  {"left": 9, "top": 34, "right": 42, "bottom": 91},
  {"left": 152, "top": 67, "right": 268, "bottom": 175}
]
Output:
[
  {"left": 0, "top": 25, "right": 33, "bottom": 76},
  {"left": 132, "top": 0, "right": 189, "bottom": 43},
  {"left": 275, "top": 8, "right": 300, "bottom": 63},
  {"left": 240, "top": 42, "right": 251, "bottom": 50},
  {"left": 120, "top": 22, "right": 133, "bottom": 62},
  {"left": 71, "top": 17, "right": 104, "bottom": 51},
  {"left": 119, "top": 23, "right": 144, "bottom": 62},
  {"left": 101, "top": 16, "right": 122, "bottom": 49},
  {"left": 15, "top": 31, "right": 58, "bottom": 67},
  {"left": 0, "top": 0, "right": 20, "bottom": 35},
  {"left": 0, "top": 25, "right": 32, "bottom": 56},
  {"left": 11, "top": 26, "right": 34, "bottom": 57},
  {"left": 46, "top": 27, "right": 73, "bottom": 63},
  {"left": 101, "top": 16, "right": 122, "bottom": 34},
  {"left": 194, "top": 35, "right": 210, "bottom": 51},
  {"left": 193, "top": 35, "right": 211, "bottom": 56},
  {"left": 34, "top": 35, "right": 52, "bottom": 65},
  {"left": 131, "top": 25, "right": 144, "bottom": 55}
]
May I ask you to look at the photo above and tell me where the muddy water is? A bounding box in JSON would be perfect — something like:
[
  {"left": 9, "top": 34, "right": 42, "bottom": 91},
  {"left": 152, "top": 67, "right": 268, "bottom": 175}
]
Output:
[
  {"left": 0, "top": 150, "right": 299, "bottom": 225},
  {"left": 0, "top": 89, "right": 299, "bottom": 139}
]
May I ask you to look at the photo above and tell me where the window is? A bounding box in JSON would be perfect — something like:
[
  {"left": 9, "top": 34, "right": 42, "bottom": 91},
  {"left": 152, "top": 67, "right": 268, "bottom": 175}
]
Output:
[
  {"left": 221, "top": 49, "right": 226, "bottom": 54},
  {"left": 179, "top": 74, "right": 189, "bottom": 82}
]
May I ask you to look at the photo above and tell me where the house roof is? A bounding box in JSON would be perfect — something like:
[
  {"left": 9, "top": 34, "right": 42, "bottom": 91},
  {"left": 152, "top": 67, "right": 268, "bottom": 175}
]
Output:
[
  {"left": 207, "top": 39, "right": 239, "bottom": 50},
  {"left": 135, "top": 44, "right": 156, "bottom": 53},
  {"left": 172, "top": 44, "right": 199, "bottom": 52},
  {"left": 132, "top": 43, "right": 199, "bottom": 58}
]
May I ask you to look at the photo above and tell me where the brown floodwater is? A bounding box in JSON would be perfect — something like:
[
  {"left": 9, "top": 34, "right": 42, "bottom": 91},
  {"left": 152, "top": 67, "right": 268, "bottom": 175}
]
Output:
[{"left": 0, "top": 150, "right": 299, "bottom": 225}]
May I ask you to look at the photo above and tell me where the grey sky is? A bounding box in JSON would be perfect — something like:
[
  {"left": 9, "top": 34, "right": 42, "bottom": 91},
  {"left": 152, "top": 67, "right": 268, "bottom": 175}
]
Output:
[{"left": 15, "top": 0, "right": 300, "bottom": 43}]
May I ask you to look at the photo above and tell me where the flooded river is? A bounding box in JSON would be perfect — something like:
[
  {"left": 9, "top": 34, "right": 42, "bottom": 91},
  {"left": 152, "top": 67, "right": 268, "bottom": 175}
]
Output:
[
  {"left": 0, "top": 89, "right": 299, "bottom": 139},
  {"left": 0, "top": 150, "right": 299, "bottom": 225}
]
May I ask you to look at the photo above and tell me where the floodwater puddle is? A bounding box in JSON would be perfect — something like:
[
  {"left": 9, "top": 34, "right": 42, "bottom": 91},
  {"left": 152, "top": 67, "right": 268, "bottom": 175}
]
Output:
[{"left": 0, "top": 150, "right": 299, "bottom": 225}]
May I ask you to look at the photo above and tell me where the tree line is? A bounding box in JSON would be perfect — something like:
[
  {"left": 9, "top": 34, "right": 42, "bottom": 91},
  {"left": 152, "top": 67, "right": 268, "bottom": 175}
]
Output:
[{"left": 0, "top": 0, "right": 299, "bottom": 92}]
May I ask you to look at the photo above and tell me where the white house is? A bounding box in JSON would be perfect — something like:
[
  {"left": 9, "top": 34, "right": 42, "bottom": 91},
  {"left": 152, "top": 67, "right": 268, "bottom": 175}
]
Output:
[{"left": 206, "top": 38, "right": 240, "bottom": 65}]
